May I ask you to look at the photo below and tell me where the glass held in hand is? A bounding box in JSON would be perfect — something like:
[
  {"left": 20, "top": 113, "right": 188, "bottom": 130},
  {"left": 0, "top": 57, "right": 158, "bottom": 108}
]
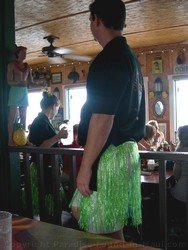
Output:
[
  {"left": 59, "top": 126, "right": 68, "bottom": 139},
  {"left": 59, "top": 123, "right": 73, "bottom": 145}
]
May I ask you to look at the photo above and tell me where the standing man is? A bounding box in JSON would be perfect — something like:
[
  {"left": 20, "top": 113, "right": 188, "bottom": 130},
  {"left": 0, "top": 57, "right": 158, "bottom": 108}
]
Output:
[
  {"left": 71, "top": 0, "right": 145, "bottom": 240},
  {"left": 7, "top": 46, "right": 33, "bottom": 145}
]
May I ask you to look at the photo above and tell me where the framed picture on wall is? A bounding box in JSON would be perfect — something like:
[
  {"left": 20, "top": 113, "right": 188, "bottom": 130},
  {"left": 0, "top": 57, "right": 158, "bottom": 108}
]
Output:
[
  {"left": 51, "top": 72, "right": 62, "bottom": 84},
  {"left": 152, "top": 58, "right": 163, "bottom": 74},
  {"left": 158, "top": 122, "right": 167, "bottom": 138}
]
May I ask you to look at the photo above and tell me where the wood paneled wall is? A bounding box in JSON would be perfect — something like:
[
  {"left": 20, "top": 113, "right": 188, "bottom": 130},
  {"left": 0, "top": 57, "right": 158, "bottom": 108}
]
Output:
[
  {"left": 135, "top": 43, "right": 188, "bottom": 141},
  {"left": 31, "top": 43, "right": 188, "bottom": 141}
]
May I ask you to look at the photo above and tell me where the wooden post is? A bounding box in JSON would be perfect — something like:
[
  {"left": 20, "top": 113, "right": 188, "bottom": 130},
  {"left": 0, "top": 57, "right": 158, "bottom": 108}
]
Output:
[{"left": 0, "top": 0, "right": 15, "bottom": 211}]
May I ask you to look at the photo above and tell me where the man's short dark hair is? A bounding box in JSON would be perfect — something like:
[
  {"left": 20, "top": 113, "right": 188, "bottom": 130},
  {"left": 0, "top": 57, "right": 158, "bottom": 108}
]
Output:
[
  {"left": 14, "top": 46, "right": 27, "bottom": 58},
  {"left": 89, "top": 0, "right": 126, "bottom": 31}
]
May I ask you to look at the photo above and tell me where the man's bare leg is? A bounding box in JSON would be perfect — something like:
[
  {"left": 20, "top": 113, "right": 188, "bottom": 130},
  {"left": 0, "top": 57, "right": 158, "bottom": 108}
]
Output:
[
  {"left": 19, "top": 106, "right": 27, "bottom": 130},
  {"left": 8, "top": 106, "right": 17, "bottom": 146},
  {"left": 104, "top": 229, "right": 124, "bottom": 240},
  {"left": 71, "top": 207, "right": 124, "bottom": 240}
]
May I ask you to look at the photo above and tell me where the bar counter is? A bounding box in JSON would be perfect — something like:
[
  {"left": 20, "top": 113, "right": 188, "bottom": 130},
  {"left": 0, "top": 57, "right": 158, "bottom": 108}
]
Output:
[{"left": 13, "top": 216, "right": 161, "bottom": 250}]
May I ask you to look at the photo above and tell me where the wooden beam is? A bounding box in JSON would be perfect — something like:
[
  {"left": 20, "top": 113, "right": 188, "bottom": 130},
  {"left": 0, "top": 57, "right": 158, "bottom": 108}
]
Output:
[{"left": 0, "top": 0, "right": 15, "bottom": 211}]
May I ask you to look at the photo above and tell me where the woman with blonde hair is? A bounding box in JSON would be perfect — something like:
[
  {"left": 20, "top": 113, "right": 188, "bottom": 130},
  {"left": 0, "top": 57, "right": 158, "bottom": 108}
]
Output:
[
  {"left": 138, "top": 124, "right": 156, "bottom": 151},
  {"left": 147, "top": 120, "right": 165, "bottom": 149}
]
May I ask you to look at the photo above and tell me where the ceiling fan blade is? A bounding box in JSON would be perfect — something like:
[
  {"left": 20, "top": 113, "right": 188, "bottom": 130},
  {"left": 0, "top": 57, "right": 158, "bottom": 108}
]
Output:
[
  {"left": 64, "top": 54, "right": 92, "bottom": 62},
  {"left": 48, "top": 57, "right": 67, "bottom": 64},
  {"left": 38, "top": 54, "right": 46, "bottom": 57},
  {"left": 37, "top": 51, "right": 47, "bottom": 57},
  {"left": 181, "top": 40, "right": 188, "bottom": 44},
  {"left": 53, "top": 47, "right": 73, "bottom": 55}
]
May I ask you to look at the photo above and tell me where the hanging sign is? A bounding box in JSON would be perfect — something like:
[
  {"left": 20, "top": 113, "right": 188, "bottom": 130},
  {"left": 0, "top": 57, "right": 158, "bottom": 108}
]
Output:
[{"left": 174, "top": 64, "right": 188, "bottom": 74}]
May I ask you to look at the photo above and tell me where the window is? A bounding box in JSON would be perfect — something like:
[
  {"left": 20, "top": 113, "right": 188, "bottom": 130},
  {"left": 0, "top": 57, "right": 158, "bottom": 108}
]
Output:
[
  {"left": 174, "top": 79, "right": 188, "bottom": 130},
  {"left": 65, "top": 86, "right": 87, "bottom": 125},
  {"left": 26, "top": 91, "right": 42, "bottom": 130}
]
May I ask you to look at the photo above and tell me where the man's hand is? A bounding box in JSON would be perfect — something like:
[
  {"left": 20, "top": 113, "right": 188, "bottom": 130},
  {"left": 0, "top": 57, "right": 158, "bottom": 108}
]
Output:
[
  {"left": 59, "top": 127, "right": 68, "bottom": 139},
  {"left": 26, "top": 141, "right": 34, "bottom": 146},
  {"left": 76, "top": 167, "right": 93, "bottom": 196},
  {"left": 155, "top": 131, "right": 161, "bottom": 140},
  {"left": 19, "top": 81, "right": 27, "bottom": 87}
]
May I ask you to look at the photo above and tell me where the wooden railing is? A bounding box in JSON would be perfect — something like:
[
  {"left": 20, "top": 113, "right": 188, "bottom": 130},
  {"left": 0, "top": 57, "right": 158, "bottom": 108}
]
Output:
[
  {"left": 8, "top": 147, "right": 188, "bottom": 250},
  {"left": 8, "top": 147, "right": 83, "bottom": 224},
  {"left": 141, "top": 151, "right": 188, "bottom": 249}
]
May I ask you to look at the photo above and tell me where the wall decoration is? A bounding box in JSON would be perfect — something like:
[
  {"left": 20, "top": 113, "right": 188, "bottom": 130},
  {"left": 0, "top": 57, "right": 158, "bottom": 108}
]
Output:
[
  {"left": 53, "top": 87, "right": 60, "bottom": 99},
  {"left": 148, "top": 91, "right": 155, "bottom": 99},
  {"left": 81, "top": 69, "right": 87, "bottom": 78},
  {"left": 158, "top": 122, "right": 167, "bottom": 138},
  {"left": 176, "top": 51, "right": 186, "bottom": 65},
  {"left": 174, "top": 64, "right": 188, "bottom": 74},
  {"left": 68, "top": 67, "right": 79, "bottom": 83},
  {"left": 152, "top": 58, "right": 163, "bottom": 74},
  {"left": 52, "top": 72, "right": 62, "bottom": 84},
  {"left": 149, "top": 77, "right": 168, "bottom": 99},
  {"left": 30, "top": 68, "right": 51, "bottom": 89},
  {"left": 153, "top": 99, "right": 165, "bottom": 117}
]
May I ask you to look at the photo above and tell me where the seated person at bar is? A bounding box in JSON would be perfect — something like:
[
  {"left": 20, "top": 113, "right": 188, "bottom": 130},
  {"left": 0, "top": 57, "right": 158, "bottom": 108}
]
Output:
[
  {"left": 138, "top": 124, "right": 156, "bottom": 151},
  {"left": 147, "top": 120, "right": 165, "bottom": 149},
  {"left": 171, "top": 125, "right": 188, "bottom": 203},
  {"left": 168, "top": 125, "right": 188, "bottom": 236},
  {"left": 28, "top": 91, "right": 68, "bottom": 216}
]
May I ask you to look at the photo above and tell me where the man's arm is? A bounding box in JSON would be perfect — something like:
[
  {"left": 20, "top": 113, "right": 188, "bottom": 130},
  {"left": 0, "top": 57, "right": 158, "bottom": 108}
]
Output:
[
  {"left": 7, "top": 63, "right": 16, "bottom": 85},
  {"left": 138, "top": 138, "right": 151, "bottom": 151},
  {"left": 76, "top": 113, "right": 114, "bottom": 196},
  {"left": 39, "top": 127, "right": 68, "bottom": 148}
]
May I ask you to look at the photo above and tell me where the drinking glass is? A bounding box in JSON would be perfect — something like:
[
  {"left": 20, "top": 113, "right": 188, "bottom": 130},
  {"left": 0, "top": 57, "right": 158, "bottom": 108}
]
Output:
[{"left": 0, "top": 211, "right": 12, "bottom": 250}]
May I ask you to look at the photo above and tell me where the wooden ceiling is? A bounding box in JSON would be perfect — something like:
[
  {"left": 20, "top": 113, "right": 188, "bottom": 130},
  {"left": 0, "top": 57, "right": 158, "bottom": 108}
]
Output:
[{"left": 15, "top": 0, "right": 188, "bottom": 65}]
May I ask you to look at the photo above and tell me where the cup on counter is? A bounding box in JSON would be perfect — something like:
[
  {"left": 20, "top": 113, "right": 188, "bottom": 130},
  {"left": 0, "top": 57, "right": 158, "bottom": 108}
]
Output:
[
  {"left": 0, "top": 211, "right": 12, "bottom": 250},
  {"left": 147, "top": 159, "right": 156, "bottom": 171}
]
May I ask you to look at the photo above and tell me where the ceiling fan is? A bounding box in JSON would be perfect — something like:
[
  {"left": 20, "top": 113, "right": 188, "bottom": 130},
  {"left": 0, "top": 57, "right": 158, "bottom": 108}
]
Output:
[{"left": 41, "top": 35, "right": 92, "bottom": 64}]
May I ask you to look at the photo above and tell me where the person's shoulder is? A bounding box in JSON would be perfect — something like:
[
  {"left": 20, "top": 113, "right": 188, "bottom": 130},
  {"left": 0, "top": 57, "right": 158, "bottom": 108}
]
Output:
[
  {"left": 30, "top": 113, "right": 46, "bottom": 126},
  {"left": 7, "top": 60, "right": 16, "bottom": 68}
]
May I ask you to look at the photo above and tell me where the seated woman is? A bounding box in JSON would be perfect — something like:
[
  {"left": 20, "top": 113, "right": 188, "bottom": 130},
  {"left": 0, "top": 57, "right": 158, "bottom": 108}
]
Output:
[
  {"left": 28, "top": 91, "right": 68, "bottom": 216},
  {"left": 147, "top": 120, "right": 165, "bottom": 150},
  {"left": 138, "top": 124, "right": 156, "bottom": 151},
  {"left": 171, "top": 125, "right": 188, "bottom": 203},
  {"left": 168, "top": 125, "right": 188, "bottom": 238}
]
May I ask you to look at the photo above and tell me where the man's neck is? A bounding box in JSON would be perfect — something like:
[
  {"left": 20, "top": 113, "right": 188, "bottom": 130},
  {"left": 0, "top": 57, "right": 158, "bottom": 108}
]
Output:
[
  {"left": 17, "top": 55, "right": 26, "bottom": 63},
  {"left": 16, "top": 59, "right": 24, "bottom": 64},
  {"left": 98, "top": 29, "right": 122, "bottom": 48}
]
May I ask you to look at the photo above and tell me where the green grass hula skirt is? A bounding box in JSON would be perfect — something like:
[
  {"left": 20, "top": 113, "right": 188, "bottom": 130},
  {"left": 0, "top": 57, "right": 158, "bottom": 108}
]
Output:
[
  {"left": 22, "top": 162, "right": 65, "bottom": 216},
  {"left": 70, "top": 141, "right": 142, "bottom": 234}
]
